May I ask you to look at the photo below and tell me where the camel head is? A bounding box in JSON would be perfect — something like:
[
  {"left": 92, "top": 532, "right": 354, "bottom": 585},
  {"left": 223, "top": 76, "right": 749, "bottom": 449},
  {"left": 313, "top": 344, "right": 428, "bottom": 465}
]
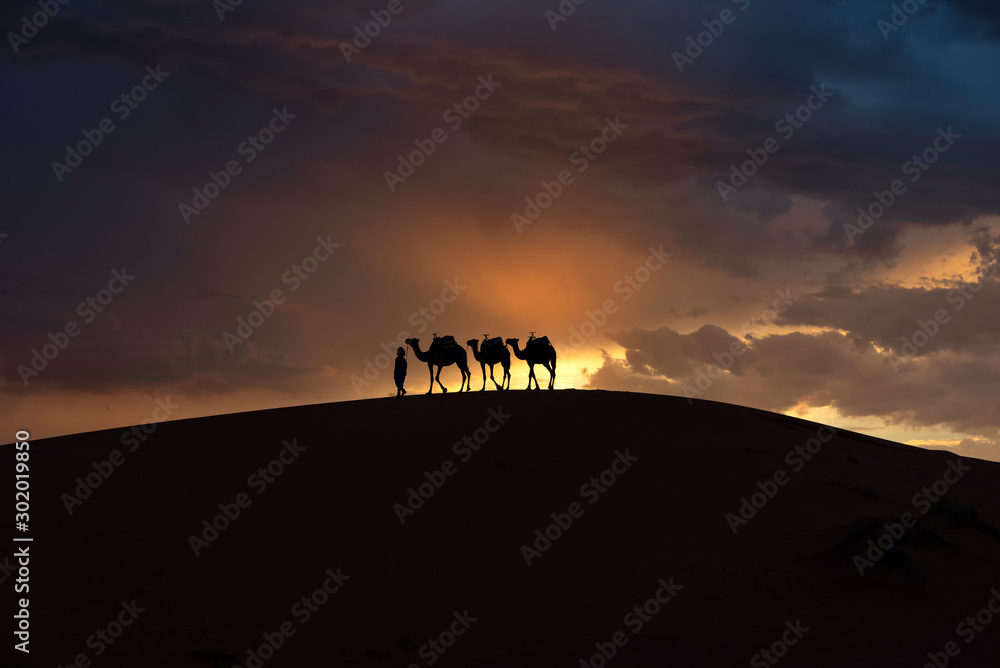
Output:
[
  {"left": 466, "top": 339, "right": 478, "bottom": 348},
  {"left": 404, "top": 338, "right": 419, "bottom": 348},
  {"left": 504, "top": 337, "right": 518, "bottom": 348}
]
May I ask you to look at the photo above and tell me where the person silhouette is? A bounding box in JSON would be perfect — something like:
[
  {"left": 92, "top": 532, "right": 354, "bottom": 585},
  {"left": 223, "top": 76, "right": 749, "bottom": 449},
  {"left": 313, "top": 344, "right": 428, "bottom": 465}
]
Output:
[{"left": 394, "top": 346, "right": 407, "bottom": 396}]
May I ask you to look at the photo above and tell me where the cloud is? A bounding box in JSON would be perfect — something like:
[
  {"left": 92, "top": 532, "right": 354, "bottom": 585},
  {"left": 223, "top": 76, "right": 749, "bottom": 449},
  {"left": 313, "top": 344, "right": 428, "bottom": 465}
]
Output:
[
  {"left": 4, "top": 0, "right": 1000, "bottom": 450},
  {"left": 775, "top": 280, "right": 1000, "bottom": 360},
  {"left": 611, "top": 324, "right": 748, "bottom": 379},
  {"left": 587, "top": 326, "right": 1000, "bottom": 459},
  {"left": 0, "top": 289, "right": 335, "bottom": 397},
  {"left": 6, "top": 0, "right": 999, "bottom": 277}
]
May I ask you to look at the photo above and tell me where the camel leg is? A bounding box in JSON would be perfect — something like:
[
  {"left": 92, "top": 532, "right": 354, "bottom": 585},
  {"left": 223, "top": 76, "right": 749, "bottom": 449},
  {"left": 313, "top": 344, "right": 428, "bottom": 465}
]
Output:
[
  {"left": 435, "top": 365, "right": 448, "bottom": 393},
  {"left": 490, "top": 364, "right": 502, "bottom": 391},
  {"left": 480, "top": 362, "right": 486, "bottom": 391},
  {"left": 426, "top": 364, "right": 434, "bottom": 394},
  {"left": 503, "top": 363, "right": 510, "bottom": 390},
  {"left": 527, "top": 363, "right": 537, "bottom": 390}
]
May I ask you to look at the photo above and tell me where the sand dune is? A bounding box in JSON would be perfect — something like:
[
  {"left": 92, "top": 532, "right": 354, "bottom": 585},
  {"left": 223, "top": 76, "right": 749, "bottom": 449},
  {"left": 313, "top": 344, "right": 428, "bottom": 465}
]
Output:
[{"left": 7, "top": 390, "right": 1000, "bottom": 667}]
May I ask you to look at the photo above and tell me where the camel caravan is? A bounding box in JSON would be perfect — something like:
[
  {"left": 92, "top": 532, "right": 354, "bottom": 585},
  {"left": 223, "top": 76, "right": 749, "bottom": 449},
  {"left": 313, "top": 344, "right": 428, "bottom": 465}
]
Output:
[{"left": 402, "top": 333, "right": 557, "bottom": 394}]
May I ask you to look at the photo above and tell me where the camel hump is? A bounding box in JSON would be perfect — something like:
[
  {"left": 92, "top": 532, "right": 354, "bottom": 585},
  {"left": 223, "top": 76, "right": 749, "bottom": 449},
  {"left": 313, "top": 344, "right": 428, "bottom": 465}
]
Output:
[
  {"left": 527, "top": 335, "right": 551, "bottom": 348},
  {"left": 483, "top": 337, "right": 504, "bottom": 350},
  {"left": 433, "top": 335, "right": 458, "bottom": 347}
]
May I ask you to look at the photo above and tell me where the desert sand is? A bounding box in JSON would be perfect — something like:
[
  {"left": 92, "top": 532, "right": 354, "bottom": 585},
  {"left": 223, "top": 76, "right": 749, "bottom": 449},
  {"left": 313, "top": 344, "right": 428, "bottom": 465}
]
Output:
[{"left": 6, "top": 390, "right": 1000, "bottom": 667}]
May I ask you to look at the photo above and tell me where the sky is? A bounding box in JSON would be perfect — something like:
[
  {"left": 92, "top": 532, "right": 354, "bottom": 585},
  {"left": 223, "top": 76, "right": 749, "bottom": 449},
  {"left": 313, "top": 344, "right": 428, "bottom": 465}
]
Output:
[{"left": 2, "top": 0, "right": 999, "bottom": 461}]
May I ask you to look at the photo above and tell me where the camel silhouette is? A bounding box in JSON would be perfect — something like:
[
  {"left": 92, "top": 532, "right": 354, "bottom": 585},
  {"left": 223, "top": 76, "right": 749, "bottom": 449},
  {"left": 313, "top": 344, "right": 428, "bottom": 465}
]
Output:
[
  {"left": 405, "top": 336, "right": 472, "bottom": 394},
  {"left": 467, "top": 336, "right": 511, "bottom": 391},
  {"left": 506, "top": 335, "right": 557, "bottom": 390}
]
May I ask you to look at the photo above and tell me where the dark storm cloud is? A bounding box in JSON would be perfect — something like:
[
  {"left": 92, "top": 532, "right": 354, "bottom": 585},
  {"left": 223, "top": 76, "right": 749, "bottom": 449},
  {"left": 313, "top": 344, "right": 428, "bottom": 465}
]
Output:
[
  {"left": 941, "top": 0, "right": 1000, "bottom": 36},
  {"left": 0, "top": 295, "right": 332, "bottom": 396},
  {"left": 775, "top": 226, "right": 1000, "bottom": 357},
  {"left": 776, "top": 281, "right": 1000, "bottom": 358},
  {"left": 352, "top": 0, "right": 1000, "bottom": 265},
  {"left": 2, "top": 0, "right": 999, "bottom": 449},
  {"left": 970, "top": 224, "right": 1000, "bottom": 276},
  {"left": 590, "top": 327, "right": 1000, "bottom": 450},
  {"left": 611, "top": 324, "right": 749, "bottom": 379},
  {"left": 590, "top": 227, "right": 1000, "bottom": 448},
  {"left": 7, "top": 0, "right": 997, "bottom": 273}
]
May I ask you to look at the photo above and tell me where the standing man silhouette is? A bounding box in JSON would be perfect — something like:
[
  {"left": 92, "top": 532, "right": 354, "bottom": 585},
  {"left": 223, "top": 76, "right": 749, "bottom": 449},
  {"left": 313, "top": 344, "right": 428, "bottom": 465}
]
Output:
[{"left": 394, "top": 346, "right": 407, "bottom": 396}]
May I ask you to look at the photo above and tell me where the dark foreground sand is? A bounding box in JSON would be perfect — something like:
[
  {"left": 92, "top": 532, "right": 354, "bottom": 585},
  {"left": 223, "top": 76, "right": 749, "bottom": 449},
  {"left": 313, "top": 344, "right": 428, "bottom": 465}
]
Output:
[{"left": 5, "top": 390, "right": 1000, "bottom": 667}]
